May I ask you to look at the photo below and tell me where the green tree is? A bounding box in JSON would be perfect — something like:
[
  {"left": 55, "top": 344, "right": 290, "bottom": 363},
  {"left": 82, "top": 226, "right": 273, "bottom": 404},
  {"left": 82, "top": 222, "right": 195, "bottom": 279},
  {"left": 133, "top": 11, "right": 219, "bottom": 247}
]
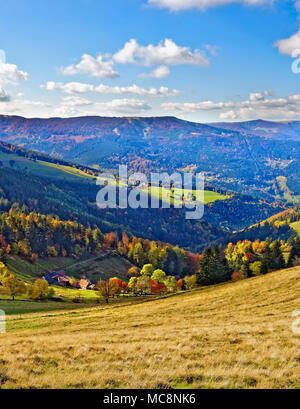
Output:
[
  {"left": 249, "top": 261, "right": 262, "bottom": 276},
  {"left": 151, "top": 269, "right": 167, "bottom": 284},
  {"left": 287, "top": 237, "right": 300, "bottom": 267},
  {"left": 260, "top": 246, "right": 272, "bottom": 275},
  {"left": 141, "top": 264, "right": 154, "bottom": 277},
  {"left": 133, "top": 242, "right": 147, "bottom": 267},
  {"left": 270, "top": 241, "right": 286, "bottom": 270},
  {"left": 197, "top": 246, "right": 230, "bottom": 286},
  {"left": 164, "top": 276, "right": 177, "bottom": 293}
]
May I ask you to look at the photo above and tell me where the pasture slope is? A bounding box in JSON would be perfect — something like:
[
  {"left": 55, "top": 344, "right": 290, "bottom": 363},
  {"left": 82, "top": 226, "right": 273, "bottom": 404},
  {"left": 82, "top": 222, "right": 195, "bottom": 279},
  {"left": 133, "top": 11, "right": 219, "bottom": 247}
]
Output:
[{"left": 0, "top": 265, "right": 299, "bottom": 389}]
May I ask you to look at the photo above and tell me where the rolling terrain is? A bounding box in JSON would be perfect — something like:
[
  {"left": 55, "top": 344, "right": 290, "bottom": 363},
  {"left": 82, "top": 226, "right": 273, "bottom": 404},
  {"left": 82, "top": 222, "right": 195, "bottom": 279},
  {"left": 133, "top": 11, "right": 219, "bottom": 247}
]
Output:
[
  {"left": 0, "top": 115, "right": 299, "bottom": 201},
  {"left": 0, "top": 265, "right": 299, "bottom": 389},
  {"left": 0, "top": 140, "right": 285, "bottom": 251}
]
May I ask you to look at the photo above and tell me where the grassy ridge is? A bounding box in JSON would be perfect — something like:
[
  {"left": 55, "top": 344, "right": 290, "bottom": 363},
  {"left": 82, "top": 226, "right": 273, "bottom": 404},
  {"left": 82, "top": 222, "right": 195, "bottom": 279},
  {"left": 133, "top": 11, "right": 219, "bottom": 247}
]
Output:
[{"left": 0, "top": 265, "right": 299, "bottom": 389}]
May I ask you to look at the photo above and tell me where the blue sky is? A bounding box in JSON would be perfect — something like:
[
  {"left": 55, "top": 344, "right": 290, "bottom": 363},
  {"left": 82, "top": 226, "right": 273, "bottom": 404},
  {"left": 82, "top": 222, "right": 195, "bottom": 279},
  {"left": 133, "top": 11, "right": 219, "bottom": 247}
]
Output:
[{"left": 1, "top": 0, "right": 300, "bottom": 122}]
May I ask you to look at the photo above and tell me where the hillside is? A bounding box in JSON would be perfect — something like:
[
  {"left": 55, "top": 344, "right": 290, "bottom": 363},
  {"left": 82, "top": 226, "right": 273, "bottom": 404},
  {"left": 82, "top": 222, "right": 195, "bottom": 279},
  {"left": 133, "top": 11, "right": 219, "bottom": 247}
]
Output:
[
  {"left": 0, "top": 115, "right": 299, "bottom": 201},
  {"left": 0, "top": 140, "right": 287, "bottom": 250},
  {"left": 1, "top": 265, "right": 299, "bottom": 389},
  {"left": 223, "top": 206, "right": 300, "bottom": 245},
  {"left": 5, "top": 251, "right": 132, "bottom": 284}
]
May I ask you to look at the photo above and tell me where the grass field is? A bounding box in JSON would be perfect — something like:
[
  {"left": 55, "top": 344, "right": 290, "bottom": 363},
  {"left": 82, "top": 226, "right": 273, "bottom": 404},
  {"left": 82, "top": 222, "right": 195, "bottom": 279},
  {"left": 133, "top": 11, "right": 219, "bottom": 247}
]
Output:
[
  {"left": 290, "top": 221, "right": 300, "bottom": 236},
  {"left": 143, "top": 185, "right": 227, "bottom": 206},
  {"left": 0, "top": 266, "right": 299, "bottom": 389},
  {"left": 0, "top": 151, "right": 95, "bottom": 182}
]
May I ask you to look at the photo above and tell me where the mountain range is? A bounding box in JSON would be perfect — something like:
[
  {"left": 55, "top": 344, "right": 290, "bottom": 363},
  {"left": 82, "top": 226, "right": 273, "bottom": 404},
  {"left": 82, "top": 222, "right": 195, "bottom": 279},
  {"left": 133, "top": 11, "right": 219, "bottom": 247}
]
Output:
[{"left": 0, "top": 114, "right": 299, "bottom": 202}]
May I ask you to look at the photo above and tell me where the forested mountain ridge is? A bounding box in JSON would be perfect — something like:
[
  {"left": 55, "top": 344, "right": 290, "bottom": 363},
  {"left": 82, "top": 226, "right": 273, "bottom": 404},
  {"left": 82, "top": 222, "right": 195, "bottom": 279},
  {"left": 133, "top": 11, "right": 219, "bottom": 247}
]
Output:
[
  {"left": 0, "top": 114, "right": 299, "bottom": 201},
  {"left": 210, "top": 119, "right": 300, "bottom": 141},
  {"left": 0, "top": 140, "right": 287, "bottom": 251}
]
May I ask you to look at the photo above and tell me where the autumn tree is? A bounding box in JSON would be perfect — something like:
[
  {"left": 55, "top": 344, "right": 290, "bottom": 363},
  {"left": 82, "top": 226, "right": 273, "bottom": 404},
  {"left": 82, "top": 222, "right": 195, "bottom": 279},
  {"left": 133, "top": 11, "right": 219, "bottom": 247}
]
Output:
[
  {"left": 1, "top": 274, "right": 26, "bottom": 300},
  {"left": 0, "top": 262, "right": 8, "bottom": 284},
  {"left": 29, "top": 278, "right": 53, "bottom": 300},
  {"left": 96, "top": 279, "right": 119, "bottom": 303},
  {"left": 151, "top": 269, "right": 167, "bottom": 284},
  {"left": 127, "top": 266, "right": 141, "bottom": 278},
  {"left": 164, "top": 276, "right": 177, "bottom": 293},
  {"left": 141, "top": 264, "right": 154, "bottom": 277}
]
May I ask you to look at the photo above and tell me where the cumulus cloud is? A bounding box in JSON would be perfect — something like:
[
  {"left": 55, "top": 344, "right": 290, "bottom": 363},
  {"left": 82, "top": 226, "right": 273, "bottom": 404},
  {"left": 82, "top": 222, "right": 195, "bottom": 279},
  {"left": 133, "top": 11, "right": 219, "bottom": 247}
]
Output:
[
  {"left": 113, "top": 38, "right": 209, "bottom": 67},
  {"left": 61, "top": 54, "right": 119, "bottom": 78},
  {"left": 43, "top": 81, "right": 94, "bottom": 94},
  {"left": 43, "top": 81, "right": 179, "bottom": 97},
  {"left": 249, "top": 90, "right": 270, "bottom": 101},
  {"left": 0, "top": 60, "right": 28, "bottom": 82},
  {"left": 161, "top": 91, "right": 300, "bottom": 120},
  {"left": 275, "top": 28, "right": 300, "bottom": 57},
  {"left": 140, "top": 65, "right": 171, "bottom": 78},
  {"left": 148, "top": 0, "right": 273, "bottom": 12}
]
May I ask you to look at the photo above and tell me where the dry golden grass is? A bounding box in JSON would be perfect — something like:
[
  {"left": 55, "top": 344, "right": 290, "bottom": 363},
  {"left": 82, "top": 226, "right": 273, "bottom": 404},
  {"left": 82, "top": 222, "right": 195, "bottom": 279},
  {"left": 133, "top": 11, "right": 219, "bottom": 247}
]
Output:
[{"left": 0, "top": 266, "right": 299, "bottom": 389}]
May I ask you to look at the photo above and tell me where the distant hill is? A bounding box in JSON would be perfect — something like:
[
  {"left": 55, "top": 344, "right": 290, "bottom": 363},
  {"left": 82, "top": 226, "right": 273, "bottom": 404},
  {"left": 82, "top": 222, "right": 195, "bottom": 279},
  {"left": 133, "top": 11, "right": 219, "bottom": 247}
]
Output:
[
  {"left": 0, "top": 114, "right": 300, "bottom": 201},
  {"left": 221, "top": 205, "right": 300, "bottom": 245},
  {"left": 210, "top": 119, "right": 300, "bottom": 141}
]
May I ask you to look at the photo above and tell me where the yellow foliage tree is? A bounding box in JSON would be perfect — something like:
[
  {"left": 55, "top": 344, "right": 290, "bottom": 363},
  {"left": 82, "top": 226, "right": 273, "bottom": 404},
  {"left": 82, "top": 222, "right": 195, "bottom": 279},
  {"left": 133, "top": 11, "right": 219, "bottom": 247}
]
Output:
[
  {"left": 29, "top": 279, "right": 51, "bottom": 300},
  {"left": 1, "top": 274, "right": 26, "bottom": 300}
]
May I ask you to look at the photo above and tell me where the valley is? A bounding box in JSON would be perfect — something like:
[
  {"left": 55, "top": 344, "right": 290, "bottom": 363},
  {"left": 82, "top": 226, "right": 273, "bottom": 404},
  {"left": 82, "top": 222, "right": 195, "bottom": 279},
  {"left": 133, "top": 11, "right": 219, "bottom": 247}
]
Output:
[{"left": 1, "top": 265, "right": 299, "bottom": 389}]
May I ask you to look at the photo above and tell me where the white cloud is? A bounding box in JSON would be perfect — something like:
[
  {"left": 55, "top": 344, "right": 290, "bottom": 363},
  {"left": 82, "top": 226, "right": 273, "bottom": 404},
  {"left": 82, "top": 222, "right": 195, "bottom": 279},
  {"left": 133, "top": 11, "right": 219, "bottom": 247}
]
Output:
[
  {"left": 43, "top": 81, "right": 94, "bottom": 94},
  {"left": 61, "top": 96, "right": 93, "bottom": 107},
  {"left": 113, "top": 38, "right": 209, "bottom": 67},
  {"left": 0, "top": 86, "right": 10, "bottom": 102},
  {"left": 140, "top": 65, "right": 171, "bottom": 78},
  {"left": 161, "top": 91, "right": 300, "bottom": 120},
  {"left": 43, "top": 81, "right": 179, "bottom": 97},
  {"left": 0, "top": 60, "right": 28, "bottom": 82},
  {"left": 94, "top": 84, "right": 179, "bottom": 97},
  {"left": 275, "top": 28, "right": 300, "bottom": 57},
  {"left": 148, "top": 0, "right": 273, "bottom": 12},
  {"left": 0, "top": 96, "right": 49, "bottom": 117},
  {"left": 162, "top": 100, "right": 235, "bottom": 112},
  {"left": 55, "top": 98, "right": 152, "bottom": 117},
  {"left": 52, "top": 96, "right": 152, "bottom": 117},
  {"left": 249, "top": 90, "right": 270, "bottom": 101},
  {"left": 94, "top": 98, "right": 152, "bottom": 113},
  {"left": 61, "top": 54, "right": 119, "bottom": 78}
]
